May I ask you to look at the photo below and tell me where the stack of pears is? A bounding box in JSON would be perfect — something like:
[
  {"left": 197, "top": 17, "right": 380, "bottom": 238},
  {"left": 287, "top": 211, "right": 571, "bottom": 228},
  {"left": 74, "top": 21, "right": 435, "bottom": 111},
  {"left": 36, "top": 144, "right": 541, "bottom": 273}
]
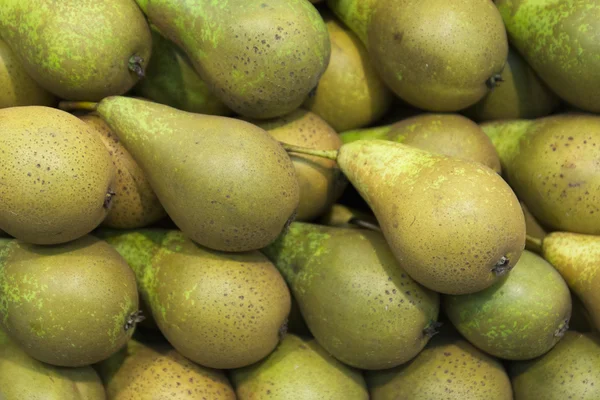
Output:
[{"left": 2, "top": 0, "right": 600, "bottom": 398}]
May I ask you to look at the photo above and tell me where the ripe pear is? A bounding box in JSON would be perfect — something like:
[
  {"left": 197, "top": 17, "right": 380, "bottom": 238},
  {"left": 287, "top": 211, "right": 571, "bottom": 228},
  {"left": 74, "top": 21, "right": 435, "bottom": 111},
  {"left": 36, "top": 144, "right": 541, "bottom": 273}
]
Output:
[
  {"left": 497, "top": 0, "right": 600, "bottom": 112},
  {"left": 0, "top": 235, "right": 140, "bottom": 367},
  {"left": 326, "top": 0, "right": 377, "bottom": 44},
  {"left": 367, "top": 0, "right": 508, "bottom": 111},
  {"left": 136, "top": 0, "right": 330, "bottom": 119},
  {"left": 482, "top": 113, "right": 600, "bottom": 234},
  {"left": 247, "top": 109, "right": 346, "bottom": 221},
  {"left": 96, "top": 339, "right": 235, "bottom": 400},
  {"left": 341, "top": 113, "right": 501, "bottom": 173},
  {"left": 230, "top": 334, "right": 368, "bottom": 400},
  {"left": 262, "top": 222, "right": 440, "bottom": 370},
  {"left": 366, "top": 333, "right": 512, "bottom": 400},
  {"left": 283, "top": 139, "right": 525, "bottom": 294},
  {"left": 303, "top": 12, "right": 392, "bottom": 131},
  {"left": 0, "top": 106, "right": 115, "bottom": 245},
  {"left": 60, "top": 97, "right": 299, "bottom": 252},
  {"left": 444, "top": 250, "right": 572, "bottom": 360},
  {"left": 464, "top": 47, "right": 559, "bottom": 121},
  {"left": 318, "top": 204, "right": 380, "bottom": 231},
  {"left": 0, "top": 38, "right": 56, "bottom": 109},
  {"left": 134, "top": 29, "right": 231, "bottom": 116},
  {"left": 0, "top": 0, "right": 151, "bottom": 101},
  {"left": 509, "top": 332, "right": 600, "bottom": 399},
  {"left": 80, "top": 114, "right": 166, "bottom": 229}
]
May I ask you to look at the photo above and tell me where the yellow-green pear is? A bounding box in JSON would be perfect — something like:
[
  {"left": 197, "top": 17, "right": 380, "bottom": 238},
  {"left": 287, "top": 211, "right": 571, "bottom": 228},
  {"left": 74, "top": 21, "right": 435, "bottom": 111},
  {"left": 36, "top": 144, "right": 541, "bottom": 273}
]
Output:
[{"left": 318, "top": 204, "right": 379, "bottom": 231}]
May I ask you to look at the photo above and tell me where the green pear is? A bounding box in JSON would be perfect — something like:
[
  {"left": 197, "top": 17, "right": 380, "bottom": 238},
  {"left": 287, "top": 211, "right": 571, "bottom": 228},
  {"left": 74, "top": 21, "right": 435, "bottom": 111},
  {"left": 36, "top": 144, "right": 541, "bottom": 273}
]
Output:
[
  {"left": 509, "top": 332, "right": 600, "bottom": 399},
  {"left": 135, "top": 0, "right": 330, "bottom": 119},
  {"left": 482, "top": 113, "right": 600, "bottom": 234},
  {"left": 326, "top": 0, "right": 377, "bottom": 44},
  {"left": 262, "top": 222, "right": 440, "bottom": 370},
  {"left": 282, "top": 139, "right": 525, "bottom": 295},
  {"left": 318, "top": 204, "right": 380, "bottom": 231},
  {"left": 0, "top": 0, "right": 151, "bottom": 101},
  {"left": 496, "top": 0, "right": 600, "bottom": 113},
  {"left": 444, "top": 250, "right": 572, "bottom": 360},
  {"left": 60, "top": 97, "right": 299, "bottom": 252},
  {"left": 230, "top": 334, "right": 368, "bottom": 400}
]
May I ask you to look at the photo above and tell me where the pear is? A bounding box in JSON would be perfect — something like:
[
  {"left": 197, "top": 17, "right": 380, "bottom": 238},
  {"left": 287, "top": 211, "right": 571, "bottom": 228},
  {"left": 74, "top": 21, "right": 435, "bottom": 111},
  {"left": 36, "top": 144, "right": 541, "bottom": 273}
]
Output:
[
  {"left": 326, "top": 0, "right": 378, "bottom": 44},
  {"left": 80, "top": 114, "right": 166, "bottom": 229},
  {"left": 0, "top": 0, "right": 151, "bottom": 101},
  {"left": 230, "top": 334, "right": 369, "bottom": 400},
  {"left": 60, "top": 97, "right": 299, "bottom": 252},
  {"left": 0, "top": 235, "right": 140, "bottom": 367},
  {"left": 282, "top": 139, "right": 525, "bottom": 295},
  {"left": 0, "top": 106, "right": 115, "bottom": 245},
  {"left": 318, "top": 204, "right": 380, "bottom": 231},
  {"left": 262, "top": 222, "right": 440, "bottom": 370},
  {"left": 482, "top": 113, "right": 600, "bottom": 234},
  {"left": 339, "top": 125, "right": 393, "bottom": 143},
  {"left": 570, "top": 292, "right": 595, "bottom": 334},
  {"left": 303, "top": 12, "right": 392, "bottom": 131},
  {"left": 366, "top": 333, "right": 513, "bottom": 400},
  {"left": 521, "top": 201, "right": 547, "bottom": 255},
  {"left": 444, "top": 250, "right": 572, "bottom": 360},
  {"left": 135, "top": 0, "right": 330, "bottom": 119},
  {"left": 96, "top": 339, "right": 235, "bottom": 400},
  {"left": 509, "top": 332, "right": 600, "bottom": 399}
]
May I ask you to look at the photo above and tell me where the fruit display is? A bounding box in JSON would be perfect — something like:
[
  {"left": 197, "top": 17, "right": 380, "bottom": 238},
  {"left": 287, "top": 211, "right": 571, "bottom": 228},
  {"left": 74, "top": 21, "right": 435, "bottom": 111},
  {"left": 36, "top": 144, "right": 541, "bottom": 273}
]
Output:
[{"left": 2, "top": 0, "right": 600, "bottom": 399}]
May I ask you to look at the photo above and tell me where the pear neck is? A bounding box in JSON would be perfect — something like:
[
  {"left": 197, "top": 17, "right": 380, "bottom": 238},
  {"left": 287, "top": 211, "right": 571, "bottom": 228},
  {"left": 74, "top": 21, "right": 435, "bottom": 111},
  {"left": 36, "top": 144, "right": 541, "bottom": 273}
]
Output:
[
  {"left": 280, "top": 143, "right": 339, "bottom": 161},
  {"left": 480, "top": 119, "right": 534, "bottom": 164}
]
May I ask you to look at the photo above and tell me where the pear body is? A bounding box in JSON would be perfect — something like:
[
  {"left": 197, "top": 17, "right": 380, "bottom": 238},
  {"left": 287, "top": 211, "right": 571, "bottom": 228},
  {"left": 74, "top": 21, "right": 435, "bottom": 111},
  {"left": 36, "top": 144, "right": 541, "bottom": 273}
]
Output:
[
  {"left": 326, "top": 0, "right": 377, "bottom": 44},
  {"left": 336, "top": 139, "right": 525, "bottom": 294},
  {"left": 139, "top": 0, "right": 330, "bottom": 119},
  {"left": 0, "top": 106, "right": 115, "bottom": 245},
  {"left": 0, "top": 236, "right": 139, "bottom": 367},
  {"left": 230, "top": 334, "right": 368, "bottom": 400},
  {"left": 0, "top": 0, "right": 151, "bottom": 100},
  {"left": 444, "top": 250, "right": 572, "bottom": 360},
  {"left": 262, "top": 222, "right": 440, "bottom": 370},
  {"left": 95, "top": 96, "right": 299, "bottom": 252}
]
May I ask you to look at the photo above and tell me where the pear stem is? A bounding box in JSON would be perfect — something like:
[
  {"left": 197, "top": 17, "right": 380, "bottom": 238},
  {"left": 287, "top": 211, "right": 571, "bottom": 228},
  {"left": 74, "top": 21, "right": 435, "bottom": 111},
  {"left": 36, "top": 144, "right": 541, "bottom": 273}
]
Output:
[
  {"left": 348, "top": 217, "right": 381, "bottom": 232},
  {"left": 525, "top": 234, "right": 543, "bottom": 249},
  {"left": 280, "top": 143, "right": 339, "bottom": 161},
  {"left": 58, "top": 101, "right": 99, "bottom": 112}
]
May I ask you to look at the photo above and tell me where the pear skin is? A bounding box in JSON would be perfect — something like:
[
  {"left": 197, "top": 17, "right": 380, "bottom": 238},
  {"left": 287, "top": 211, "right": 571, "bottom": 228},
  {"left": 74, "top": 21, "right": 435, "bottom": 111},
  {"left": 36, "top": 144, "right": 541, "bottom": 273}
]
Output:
[{"left": 326, "top": 0, "right": 377, "bottom": 44}]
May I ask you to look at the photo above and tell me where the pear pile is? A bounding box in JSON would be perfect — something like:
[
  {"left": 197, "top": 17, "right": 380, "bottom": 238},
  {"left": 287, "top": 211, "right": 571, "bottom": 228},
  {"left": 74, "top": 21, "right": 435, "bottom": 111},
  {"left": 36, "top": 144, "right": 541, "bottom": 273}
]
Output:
[{"left": 1, "top": 0, "right": 600, "bottom": 399}]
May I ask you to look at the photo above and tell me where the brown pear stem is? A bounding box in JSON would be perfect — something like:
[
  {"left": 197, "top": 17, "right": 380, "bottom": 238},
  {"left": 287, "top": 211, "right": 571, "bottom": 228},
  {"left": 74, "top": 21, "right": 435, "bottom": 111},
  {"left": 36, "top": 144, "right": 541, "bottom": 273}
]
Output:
[
  {"left": 348, "top": 217, "right": 381, "bottom": 232},
  {"left": 280, "top": 143, "right": 338, "bottom": 161},
  {"left": 128, "top": 55, "right": 146, "bottom": 78},
  {"left": 58, "top": 101, "right": 99, "bottom": 112},
  {"left": 525, "top": 234, "right": 543, "bottom": 249}
]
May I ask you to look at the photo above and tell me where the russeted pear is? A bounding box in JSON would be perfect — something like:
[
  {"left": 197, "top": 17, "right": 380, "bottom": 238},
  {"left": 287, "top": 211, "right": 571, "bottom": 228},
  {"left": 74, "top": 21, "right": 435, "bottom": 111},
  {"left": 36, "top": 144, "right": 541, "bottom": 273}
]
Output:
[
  {"left": 96, "top": 339, "right": 235, "bottom": 400},
  {"left": 60, "top": 97, "right": 299, "bottom": 252},
  {"left": 521, "top": 201, "right": 546, "bottom": 255},
  {"left": 96, "top": 229, "right": 291, "bottom": 369},
  {"left": 444, "top": 250, "right": 572, "bottom": 360},
  {"left": 0, "top": 329, "right": 105, "bottom": 400},
  {"left": 318, "top": 204, "right": 380, "bottom": 231},
  {"left": 509, "top": 332, "right": 600, "bottom": 399},
  {"left": 282, "top": 139, "right": 525, "bottom": 295},
  {"left": 80, "top": 114, "right": 166, "bottom": 229},
  {"left": 366, "top": 334, "right": 513, "bottom": 400},
  {"left": 341, "top": 113, "right": 501, "bottom": 173},
  {"left": 135, "top": 0, "right": 330, "bottom": 119},
  {"left": 303, "top": 12, "right": 392, "bottom": 131},
  {"left": 326, "top": 0, "right": 377, "bottom": 44},
  {"left": 231, "top": 334, "right": 368, "bottom": 400},
  {"left": 0, "top": 235, "right": 140, "bottom": 367},
  {"left": 367, "top": 0, "right": 508, "bottom": 111},
  {"left": 497, "top": 0, "right": 600, "bottom": 112},
  {"left": 134, "top": 29, "right": 231, "bottom": 116},
  {"left": 0, "top": 38, "right": 56, "bottom": 109},
  {"left": 464, "top": 47, "right": 559, "bottom": 121},
  {"left": 247, "top": 109, "right": 346, "bottom": 221},
  {"left": 0, "top": 0, "right": 152, "bottom": 101},
  {"left": 262, "top": 222, "right": 440, "bottom": 370},
  {"left": 0, "top": 106, "right": 115, "bottom": 245},
  {"left": 482, "top": 114, "right": 600, "bottom": 234}
]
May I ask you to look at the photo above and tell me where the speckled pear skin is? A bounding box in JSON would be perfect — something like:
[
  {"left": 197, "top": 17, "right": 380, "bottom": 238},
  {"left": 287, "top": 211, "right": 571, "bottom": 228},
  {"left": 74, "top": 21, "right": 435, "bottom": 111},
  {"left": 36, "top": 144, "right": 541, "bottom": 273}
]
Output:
[
  {"left": 0, "top": 236, "right": 140, "bottom": 367},
  {"left": 262, "top": 222, "right": 440, "bottom": 370},
  {"left": 542, "top": 232, "right": 600, "bottom": 333},
  {"left": 482, "top": 114, "right": 600, "bottom": 234},
  {"left": 509, "top": 332, "right": 600, "bottom": 400},
  {"left": 96, "top": 339, "right": 235, "bottom": 400},
  {"left": 336, "top": 139, "right": 525, "bottom": 295},
  {"left": 95, "top": 96, "right": 300, "bottom": 253},
  {"left": 0, "top": 0, "right": 151, "bottom": 101},
  {"left": 230, "top": 334, "right": 369, "bottom": 400},
  {"left": 137, "top": 0, "right": 330, "bottom": 119},
  {"left": 326, "top": 0, "right": 378, "bottom": 44},
  {"left": 496, "top": 0, "right": 600, "bottom": 112},
  {"left": 366, "top": 334, "right": 513, "bottom": 400},
  {"left": 444, "top": 250, "right": 572, "bottom": 360}
]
